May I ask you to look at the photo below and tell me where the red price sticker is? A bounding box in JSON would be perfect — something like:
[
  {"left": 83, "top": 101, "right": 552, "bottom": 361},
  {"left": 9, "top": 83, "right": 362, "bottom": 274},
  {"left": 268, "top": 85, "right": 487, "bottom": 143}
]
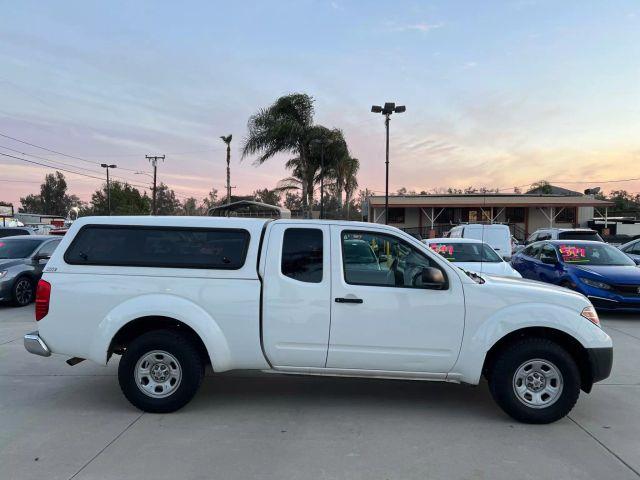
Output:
[
  {"left": 559, "top": 245, "right": 586, "bottom": 261},
  {"left": 430, "top": 244, "right": 454, "bottom": 256}
]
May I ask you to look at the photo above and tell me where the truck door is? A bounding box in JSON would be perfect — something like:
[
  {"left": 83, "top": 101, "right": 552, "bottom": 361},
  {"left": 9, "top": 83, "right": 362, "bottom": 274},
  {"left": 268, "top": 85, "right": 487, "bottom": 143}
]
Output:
[
  {"left": 261, "top": 223, "right": 331, "bottom": 367},
  {"left": 327, "top": 226, "right": 465, "bottom": 373}
]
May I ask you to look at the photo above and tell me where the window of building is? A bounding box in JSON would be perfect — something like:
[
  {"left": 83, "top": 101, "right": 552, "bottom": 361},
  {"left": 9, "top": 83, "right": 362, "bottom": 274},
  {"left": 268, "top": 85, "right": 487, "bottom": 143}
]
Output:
[
  {"left": 65, "top": 225, "right": 250, "bottom": 269},
  {"left": 281, "top": 228, "right": 323, "bottom": 283},
  {"left": 555, "top": 208, "right": 576, "bottom": 224},
  {"left": 341, "top": 231, "right": 446, "bottom": 289},
  {"left": 505, "top": 208, "right": 525, "bottom": 223},
  {"left": 387, "top": 208, "right": 405, "bottom": 224}
]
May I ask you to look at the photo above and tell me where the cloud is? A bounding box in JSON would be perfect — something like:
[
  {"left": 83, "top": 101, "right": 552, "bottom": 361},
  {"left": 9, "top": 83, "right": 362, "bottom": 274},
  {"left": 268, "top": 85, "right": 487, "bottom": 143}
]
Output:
[
  {"left": 393, "top": 22, "right": 443, "bottom": 33},
  {"left": 330, "top": 1, "right": 343, "bottom": 10}
]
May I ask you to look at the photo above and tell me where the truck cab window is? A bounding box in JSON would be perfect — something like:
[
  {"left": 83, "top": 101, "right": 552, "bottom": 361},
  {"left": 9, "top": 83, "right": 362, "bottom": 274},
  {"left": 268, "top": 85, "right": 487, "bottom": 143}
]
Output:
[
  {"left": 341, "top": 231, "right": 444, "bottom": 288},
  {"left": 281, "top": 228, "right": 323, "bottom": 283}
]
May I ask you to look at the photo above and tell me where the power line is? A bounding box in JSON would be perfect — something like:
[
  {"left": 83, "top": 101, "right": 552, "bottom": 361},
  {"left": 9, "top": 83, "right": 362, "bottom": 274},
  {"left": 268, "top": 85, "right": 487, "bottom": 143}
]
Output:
[
  {"left": 0, "top": 131, "right": 140, "bottom": 172},
  {"left": 0, "top": 144, "right": 156, "bottom": 188},
  {"left": 0, "top": 151, "right": 106, "bottom": 181}
]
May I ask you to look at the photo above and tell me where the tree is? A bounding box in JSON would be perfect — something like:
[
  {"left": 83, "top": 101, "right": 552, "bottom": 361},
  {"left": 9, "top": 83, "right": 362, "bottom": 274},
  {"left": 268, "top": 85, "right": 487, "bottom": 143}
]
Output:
[
  {"left": 221, "top": 134, "right": 233, "bottom": 204},
  {"left": 89, "top": 181, "right": 150, "bottom": 215},
  {"left": 283, "top": 192, "right": 302, "bottom": 212},
  {"left": 242, "top": 93, "right": 316, "bottom": 217},
  {"left": 19, "top": 171, "right": 83, "bottom": 216},
  {"left": 180, "top": 197, "right": 199, "bottom": 216},
  {"left": 154, "top": 183, "right": 181, "bottom": 215},
  {"left": 343, "top": 157, "right": 360, "bottom": 218},
  {"left": 529, "top": 180, "right": 553, "bottom": 194},
  {"left": 199, "top": 188, "right": 220, "bottom": 214},
  {"left": 253, "top": 188, "right": 281, "bottom": 206}
]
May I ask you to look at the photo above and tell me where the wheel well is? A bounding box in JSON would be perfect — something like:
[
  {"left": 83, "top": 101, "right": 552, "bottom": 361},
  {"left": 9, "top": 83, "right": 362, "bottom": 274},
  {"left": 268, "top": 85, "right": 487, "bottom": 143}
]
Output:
[
  {"left": 482, "top": 327, "right": 594, "bottom": 393},
  {"left": 108, "top": 316, "right": 211, "bottom": 368}
]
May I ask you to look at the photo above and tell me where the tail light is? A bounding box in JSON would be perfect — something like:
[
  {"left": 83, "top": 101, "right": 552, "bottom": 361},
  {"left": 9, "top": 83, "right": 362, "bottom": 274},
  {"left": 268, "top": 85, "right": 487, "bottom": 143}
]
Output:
[{"left": 35, "top": 280, "right": 51, "bottom": 321}]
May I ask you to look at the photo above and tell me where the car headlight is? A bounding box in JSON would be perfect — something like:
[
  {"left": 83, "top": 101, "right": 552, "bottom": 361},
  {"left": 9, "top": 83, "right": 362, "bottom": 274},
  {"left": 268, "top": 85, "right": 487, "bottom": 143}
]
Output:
[
  {"left": 581, "top": 306, "right": 600, "bottom": 327},
  {"left": 0, "top": 270, "right": 7, "bottom": 279},
  {"left": 580, "top": 278, "right": 612, "bottom": 290}
]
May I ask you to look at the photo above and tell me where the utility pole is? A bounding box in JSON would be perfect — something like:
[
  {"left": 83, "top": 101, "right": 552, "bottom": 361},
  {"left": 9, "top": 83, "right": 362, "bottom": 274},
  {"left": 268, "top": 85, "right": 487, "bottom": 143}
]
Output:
[
  {"left": 100, "top": 164, "right": 117, "bottom": 215},
  {"left": 146, "top": 155, "right": 165, "bottom": 215},
  {"left": 220, "top": 135, "right": 233, "bottom": 204}
]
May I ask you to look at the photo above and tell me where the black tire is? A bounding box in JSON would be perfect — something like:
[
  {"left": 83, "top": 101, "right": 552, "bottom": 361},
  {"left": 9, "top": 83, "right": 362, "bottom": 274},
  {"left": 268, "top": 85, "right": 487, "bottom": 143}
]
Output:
[
  {"left": 488, "top": 338, "right": 580, "bottom": 424},
  {"left": 12, "top": 276, "right": 35, "bottom": 306},
  {"left": 118, "top": 330, "right": 204, "bottom": 413}
]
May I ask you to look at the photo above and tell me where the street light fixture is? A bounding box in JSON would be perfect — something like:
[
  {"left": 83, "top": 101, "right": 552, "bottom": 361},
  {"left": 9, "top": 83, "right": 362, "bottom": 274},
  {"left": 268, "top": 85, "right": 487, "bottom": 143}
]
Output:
[
  {"left": 100, "top": 164, "right": 117, "bottom": 216},
  {"left": 371, "top": 102, "right": 405, "bottom": 225}
]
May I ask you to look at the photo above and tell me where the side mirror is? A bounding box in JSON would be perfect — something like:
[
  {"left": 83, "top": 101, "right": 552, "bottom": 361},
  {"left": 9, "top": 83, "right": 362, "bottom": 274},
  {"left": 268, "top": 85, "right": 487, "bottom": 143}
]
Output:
[
  {"left": 421, "top": 267, "right": 447, "bottom": 289},
  {"left": 378, "top": 254, "right": 388, "bottom": 263},
  {"left": 34, "top": 254, "right": 50, "bottom": 264},
  {"left": 540, "top": 254, "right": 557, "bottom": 265}
]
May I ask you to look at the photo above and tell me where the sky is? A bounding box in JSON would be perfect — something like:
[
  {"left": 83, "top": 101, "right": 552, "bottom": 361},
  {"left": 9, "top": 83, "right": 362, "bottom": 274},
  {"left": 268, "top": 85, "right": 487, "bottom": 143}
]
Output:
[{"left": 1, "top": 0, "right": 639, "bottom": 207}]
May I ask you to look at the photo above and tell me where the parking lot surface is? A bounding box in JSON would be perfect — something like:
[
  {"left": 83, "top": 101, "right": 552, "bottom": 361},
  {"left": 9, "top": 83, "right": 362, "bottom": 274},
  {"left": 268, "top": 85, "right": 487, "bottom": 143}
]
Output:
[{"left": 1, "top": 305, "right": 639, "bottom": 480}]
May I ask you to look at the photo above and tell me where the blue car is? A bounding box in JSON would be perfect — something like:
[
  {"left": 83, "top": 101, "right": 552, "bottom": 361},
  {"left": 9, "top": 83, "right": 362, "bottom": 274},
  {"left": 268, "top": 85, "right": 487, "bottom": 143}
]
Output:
[{"left": 511, "top": 240, "right": 640, "bottom": 311}]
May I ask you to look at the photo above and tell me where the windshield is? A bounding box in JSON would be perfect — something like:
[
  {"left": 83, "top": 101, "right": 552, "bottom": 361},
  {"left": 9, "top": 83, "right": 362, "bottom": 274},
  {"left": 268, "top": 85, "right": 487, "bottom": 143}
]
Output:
[
  {"left": 0, "top": 239, "right": 42, "bottom": 259},
  {"left": 557, "top": 243, "right": 635, "bottom": 266},
  {"left": 428, "top": 242, "right": 503, "bottom": 263},
  {"left": 558, "top": 231, "right": 603, "bottom": 242},
  {"left": 343, "top": 240, "right": 379, "bottom": 264}
]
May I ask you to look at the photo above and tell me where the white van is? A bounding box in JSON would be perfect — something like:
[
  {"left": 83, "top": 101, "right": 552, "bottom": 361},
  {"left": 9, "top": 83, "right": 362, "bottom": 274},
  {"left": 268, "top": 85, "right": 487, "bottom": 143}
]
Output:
[{"left": 448, "top": 224, "right": 513, "bottom": 260}]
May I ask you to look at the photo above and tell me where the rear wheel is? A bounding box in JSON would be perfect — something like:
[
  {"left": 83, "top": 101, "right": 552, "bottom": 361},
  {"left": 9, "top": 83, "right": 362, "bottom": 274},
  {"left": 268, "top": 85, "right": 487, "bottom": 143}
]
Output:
[
  {"left": 488, "top": 338, "right": 580, "bottom": 424},
  {"left": 12, "top": 277, "right": 34, "bottom": 306},
  {"left": 118, "top": 330, "right": 204, "bottom": 413}
]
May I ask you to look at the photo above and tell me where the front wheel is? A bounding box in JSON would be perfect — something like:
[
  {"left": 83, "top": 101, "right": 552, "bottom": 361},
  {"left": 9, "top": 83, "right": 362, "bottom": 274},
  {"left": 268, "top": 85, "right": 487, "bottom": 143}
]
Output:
[
  {"left": 12, "top": 277, "right": 35, "bottom": 306},
  {"left": 488, "top": 338, "right": 581, "bottom": 424},
  {"left": 118, "top": 330, "right": 204, "bottom": 413}
]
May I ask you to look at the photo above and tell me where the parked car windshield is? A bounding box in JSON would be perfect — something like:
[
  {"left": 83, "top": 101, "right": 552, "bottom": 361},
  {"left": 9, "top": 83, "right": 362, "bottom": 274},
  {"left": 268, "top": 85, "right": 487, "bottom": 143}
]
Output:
[
  {"left": 556, "top": 243, "right": 635, "bottom": 266},
  {"left": 343, "top": 240, "right": 379, "bottom": 265},
  {"left": 557, "top": 231, "right": 603, "bottom": 242},
  {"left": 0, "top": 238, "right": 43, "bottom": 259},
  {"left": 428, "top": 242, "right": 503, "bottom": 263}
]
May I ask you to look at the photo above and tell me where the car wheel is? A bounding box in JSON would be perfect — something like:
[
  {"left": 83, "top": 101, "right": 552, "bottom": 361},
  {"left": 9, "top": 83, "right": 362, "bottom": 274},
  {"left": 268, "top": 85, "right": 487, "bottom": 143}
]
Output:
[
  {"left": 488, "top": 338, "right": 580, "bottom": 424},
  {"left": 118, "top": 330, "right": 204, "bottom": 413},
  {"left": 12, "top": 277, "right": 35, "bottom": 306}
]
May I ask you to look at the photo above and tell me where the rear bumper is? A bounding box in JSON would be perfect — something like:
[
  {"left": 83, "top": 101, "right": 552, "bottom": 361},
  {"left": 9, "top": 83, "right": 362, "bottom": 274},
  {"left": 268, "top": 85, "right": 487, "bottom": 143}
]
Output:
[
  {"left": 24, "top": 331, "right": 51, "bottom": 357},
  {"left": 587, "top": 347, "right": 613, "bottom": 384}
]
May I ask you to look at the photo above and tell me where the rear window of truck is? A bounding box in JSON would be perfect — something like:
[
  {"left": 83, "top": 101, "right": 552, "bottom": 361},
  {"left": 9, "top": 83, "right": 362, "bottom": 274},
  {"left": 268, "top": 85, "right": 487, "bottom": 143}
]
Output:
[{"left": 64, "top": 225, "right": 250, "bottom": 270}]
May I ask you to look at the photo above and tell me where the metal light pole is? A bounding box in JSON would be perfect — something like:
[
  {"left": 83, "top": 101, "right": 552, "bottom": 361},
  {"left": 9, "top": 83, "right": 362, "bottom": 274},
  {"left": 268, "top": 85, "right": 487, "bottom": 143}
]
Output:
[
  {"left": 100, "top": 164, "right": 117, "bottom": 215},
  {"left": 371, "top": 102, "right": 405, "bottom": 224}
]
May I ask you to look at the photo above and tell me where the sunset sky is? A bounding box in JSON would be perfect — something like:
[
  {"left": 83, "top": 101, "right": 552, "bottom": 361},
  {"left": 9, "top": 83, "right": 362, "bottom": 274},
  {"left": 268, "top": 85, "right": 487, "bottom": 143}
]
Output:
[{"left": 1, "top": 0, "right": 639, "bottom": 207}]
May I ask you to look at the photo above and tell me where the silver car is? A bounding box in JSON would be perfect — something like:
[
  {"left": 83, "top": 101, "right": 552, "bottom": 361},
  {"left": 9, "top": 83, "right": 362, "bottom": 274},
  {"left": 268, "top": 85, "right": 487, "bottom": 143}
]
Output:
[
  {"left": 619, "top": 238, "right": 640, "bottom": 265},
  {"left": 0, "top": 236, "right": 61, "bottom": 306}
]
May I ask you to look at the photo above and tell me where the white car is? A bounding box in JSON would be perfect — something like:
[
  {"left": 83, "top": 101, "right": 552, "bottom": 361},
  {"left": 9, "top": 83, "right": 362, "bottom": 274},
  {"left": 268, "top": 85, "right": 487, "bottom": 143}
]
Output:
[
  {"left": 423, "top": 238, "right": 522, "bottom": 278},
  {"left": 448, "top": 224, "right": 514, "bottom": 260},
  {"left": 24, "top": 216, "right": 612, "bottom": 423}
]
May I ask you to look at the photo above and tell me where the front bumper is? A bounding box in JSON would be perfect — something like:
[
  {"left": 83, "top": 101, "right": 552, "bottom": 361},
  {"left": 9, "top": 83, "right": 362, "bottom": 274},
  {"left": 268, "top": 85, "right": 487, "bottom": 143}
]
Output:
[
  {"left": 587, "top": 295, "right": 640, "bottom": 311},
  {"left": 587, "top": 347, "right": 613, "bottom": 384},
  {"left": 24, "top": 331, "right": 51, "bottom": 357}
]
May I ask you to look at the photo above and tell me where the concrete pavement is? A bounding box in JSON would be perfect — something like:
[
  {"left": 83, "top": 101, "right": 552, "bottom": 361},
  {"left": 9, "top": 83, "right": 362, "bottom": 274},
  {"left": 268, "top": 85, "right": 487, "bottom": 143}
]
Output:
[{"left": 1, "top": 304, "right": 638, "bottom": 480}]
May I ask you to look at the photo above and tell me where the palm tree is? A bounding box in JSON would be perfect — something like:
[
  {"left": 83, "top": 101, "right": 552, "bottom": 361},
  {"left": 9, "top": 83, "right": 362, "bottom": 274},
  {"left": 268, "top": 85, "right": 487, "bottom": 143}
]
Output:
[
  {"left": 242, "top": 93, "right": 316, "bottom": 217},
  {"left": 220, "top": 135, "right": 232, "bottom": 204},
  {"left": 343, "top": 157, "right": 360, "bottom": 218}
]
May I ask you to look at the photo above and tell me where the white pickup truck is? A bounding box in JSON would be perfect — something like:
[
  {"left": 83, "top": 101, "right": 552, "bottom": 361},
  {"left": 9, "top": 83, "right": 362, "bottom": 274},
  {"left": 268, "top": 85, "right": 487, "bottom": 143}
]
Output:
[{"left": 24, "top": 216, "right": 612, "bottom": 423}]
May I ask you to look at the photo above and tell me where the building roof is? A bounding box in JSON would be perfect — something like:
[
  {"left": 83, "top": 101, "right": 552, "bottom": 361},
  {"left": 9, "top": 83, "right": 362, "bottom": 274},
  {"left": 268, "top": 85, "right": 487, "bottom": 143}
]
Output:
[
  {"left": 526, "top": 185, "right": 582, "bottom": 196},
  {"left": 367, "top": 194, "right": 613, "bottom": 208}
]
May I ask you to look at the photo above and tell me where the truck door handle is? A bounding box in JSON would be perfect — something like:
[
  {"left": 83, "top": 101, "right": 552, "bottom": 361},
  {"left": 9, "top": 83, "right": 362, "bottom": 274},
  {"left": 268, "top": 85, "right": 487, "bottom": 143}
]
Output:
[{"left": 335, "top": 297, "right": 363, "bottom": 304}]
